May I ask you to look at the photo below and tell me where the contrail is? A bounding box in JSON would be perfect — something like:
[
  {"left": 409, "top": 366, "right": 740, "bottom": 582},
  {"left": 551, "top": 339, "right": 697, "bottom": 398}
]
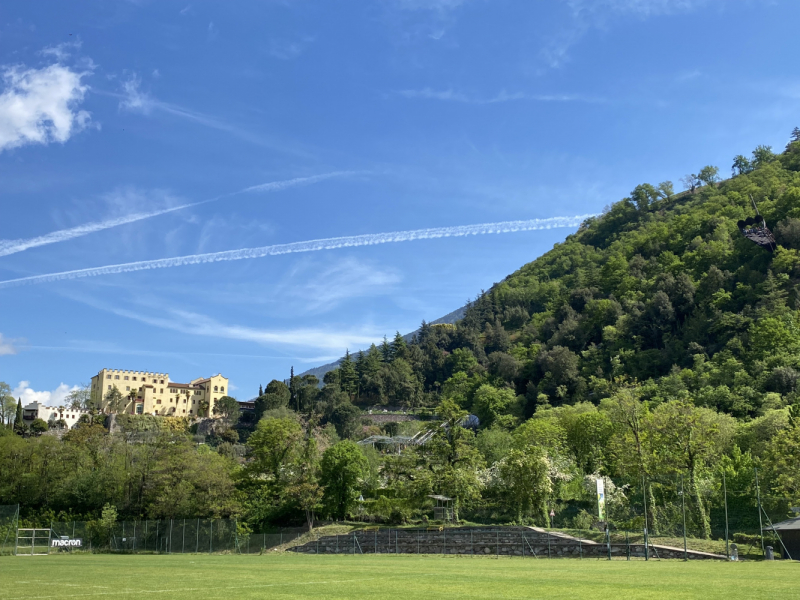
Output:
[
  {"left": 0, "top": 215, "right": 594, "bottom": 289},
  {"left": 0, "top": 172, "right": 354, "bottom": 258}
]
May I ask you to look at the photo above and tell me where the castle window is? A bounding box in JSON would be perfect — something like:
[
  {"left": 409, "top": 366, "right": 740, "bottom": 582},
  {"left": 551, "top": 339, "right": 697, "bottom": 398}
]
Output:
[
  {"left": 124, "top": 376, "right": 129, "bottom": 380},
  {"left": 220, "top": 387, "right": 225, "bottom": 393},
  {"left": 132, "top": 377, "right": 137, "bottom": 381},
  {"left": 182, "top": 410, "right": 186, "bottom": 414},
  {"left": 214, "top": 386, "right": 218, "bottom": 391},
  {"left": 126, "top": 386, "right": 130, "bottom": 391},
  {"left": 107, "top": 385, "right": 111, "bottom": 390},
  {"left": 160, "top": 379, "right": 164, "bottom": 384},
  {"left": 156, "top": 399, "right": 161, "bottom": 405},
  {"left": 160, "top": 389, "right": 163, "bottom": 393},
  {"left": 115, "top": 375, "right": 119, "bottom": 380}
]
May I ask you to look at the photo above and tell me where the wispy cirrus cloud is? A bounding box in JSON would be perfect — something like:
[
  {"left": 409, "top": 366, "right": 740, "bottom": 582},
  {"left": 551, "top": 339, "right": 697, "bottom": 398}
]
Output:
[
  {"left": 397, "top": 88, "right": 603, "bottom": 104},
  {"left": 0, "top": 57, "right": 93, "bottom": 152},
  {"left": 87, "top": 301, "right": 382, "bottom": 353},
  {"left": 0, "top": 172, "right": 357, "bottom": 259},
  {"left": 117, "top": 75, "right": 309, "bottom": 155},
  {"left": 543, "top": 0, "right": 744, "bottom": 69},
  {"left": 0, "top": 333, "right": 23, "bottom": 355}
]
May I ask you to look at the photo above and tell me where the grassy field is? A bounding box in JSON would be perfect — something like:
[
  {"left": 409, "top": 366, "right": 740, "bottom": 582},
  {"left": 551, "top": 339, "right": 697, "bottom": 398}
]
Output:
[{"left": 1, "top": 554, "right": 797, "bottom": 600}]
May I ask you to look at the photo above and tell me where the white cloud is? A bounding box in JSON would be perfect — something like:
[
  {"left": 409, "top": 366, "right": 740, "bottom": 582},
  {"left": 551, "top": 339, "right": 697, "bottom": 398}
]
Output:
[
  {"left": 180, "top": 5, "right": 193, "bottom": 16},
  {"left": 269, "top": 38, "right": 313, "bottom": 60},
  {"left": 0, "top": 61, "right": 92, "bottom": 152},
  {"left": 566, "top": 0, "right": 706, "bottom": 18},
  {"left": 117, "top": 75, "right": 309, "bottom": 154},
  {"left": 207, "top": 21, "right": 219, "bottom": 42},
  {"left": 394, "top": 0, "right": 470, "bottom": 10},
  {"left": 285, "top": 257, "right": 401, "bottom": 313},
  {"left": 40, "top": 41, "right": 82, "bottom": 62},
  {"left": 12, "top": 381, "right": 79, "bottom": 407},
  {"left": 398, "top": 88, "right": 600, "bottom": 104},
  {"left": 106, "top": 305, "right": 383, "bottom": 352},
  {"left": 0, "top": 333, "right": 21, "bottom": 355}
]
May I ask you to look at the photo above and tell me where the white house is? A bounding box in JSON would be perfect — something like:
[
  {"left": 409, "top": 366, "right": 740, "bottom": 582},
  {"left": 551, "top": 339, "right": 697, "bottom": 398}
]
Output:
[{"left": 22, "top": 402, "right": 88, "bottom": 429}]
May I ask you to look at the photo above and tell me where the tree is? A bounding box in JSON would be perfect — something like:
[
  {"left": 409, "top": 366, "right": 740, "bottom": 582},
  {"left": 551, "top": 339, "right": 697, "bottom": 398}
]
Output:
[
  {"left": 66, "top": 384, "right": 91, "bottom": 411},
  {"left": 697, "top": 165, "right": 720, "bottom": 187},
  {"left": 0, "top": 382, "right": 15, "bottom": 426},
  {"left": 255, "top": 380, "right": 290, "bottom": 420},
  {"left": 29, "top": 418, "right": 48, "bottom": 435},
  {"left": 246, "top": 417, "right": 304, "bottom": 485},
  {"left": 732, "top": 155, "right": 752, "bottom": 176},
  {"left": 287, "top": 433, "right": 323, "bottom": 530},
  {"left": 792, "top": 127, "right": 800, "bottom": 143},
  {"left": 498, "top": 446, "right": 551, "bottom": 522},
  {"left": 751, "top": 144, "right": 776, "bottom": 168},
  {"left": 471, "top": 384, "right": 516, "bottom": 429},
  {"left": 103, "top": 386, "right": 126, "bottom": 414},
  {"left": 339, "top": 351, "right": 359, "bottom": 399},
  {"left": 289, "top": 366, "right": 297, "bottom": 412},
  {"left": 213, "top": 396, "right": 241, "bottom": 423},
  {"left": 680, "top": 174, "right": 698, "bottom": 193},
  {"left": 320, "top": 440, "right": 369, "bottom": 520},
  {"left": 650, "top": 401, "right": 734, "bottom": 539},
  {"left": 14, "top": 398, "right": 23, "bottom": 431}
]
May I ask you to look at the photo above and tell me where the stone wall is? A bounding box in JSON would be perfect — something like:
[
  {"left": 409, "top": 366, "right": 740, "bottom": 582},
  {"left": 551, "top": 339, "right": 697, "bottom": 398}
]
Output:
[{"left": 289, "top": 526, "right": 726, "bottom": 560}]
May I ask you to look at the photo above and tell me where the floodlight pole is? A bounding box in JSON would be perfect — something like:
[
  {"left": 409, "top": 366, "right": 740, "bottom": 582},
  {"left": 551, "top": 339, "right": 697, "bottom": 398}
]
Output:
[
  {"left": 754, "top": 467, "right": 765, "bottom": 556},
  {"left": 642, "top": 473, "right": 649, "bottom": 561}
]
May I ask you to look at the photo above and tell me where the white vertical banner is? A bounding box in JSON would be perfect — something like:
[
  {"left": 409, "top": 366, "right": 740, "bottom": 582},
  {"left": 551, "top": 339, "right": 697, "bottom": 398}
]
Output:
[{"left": 596, "top": 478, "right": 606, "bottom": 521}]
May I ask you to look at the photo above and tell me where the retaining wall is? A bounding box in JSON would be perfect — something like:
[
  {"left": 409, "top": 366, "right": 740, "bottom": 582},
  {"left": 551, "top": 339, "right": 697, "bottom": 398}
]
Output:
[{"left": 289, "top": 527, "right": 726, "bottom": 560}]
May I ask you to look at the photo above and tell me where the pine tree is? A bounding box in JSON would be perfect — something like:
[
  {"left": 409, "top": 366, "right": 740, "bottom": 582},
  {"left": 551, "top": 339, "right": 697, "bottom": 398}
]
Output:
[
  {"left": 380, "top": 335, "right": 392, "bottom": 362},
  {"left": 339, "top": 351, "right": 358, "bottom": 399},
  {"left": 290, "top": 366, "right": 297, "bottom": 411},
  {"left": 392, "top": 331, "right": 407, "bottom": 361}
]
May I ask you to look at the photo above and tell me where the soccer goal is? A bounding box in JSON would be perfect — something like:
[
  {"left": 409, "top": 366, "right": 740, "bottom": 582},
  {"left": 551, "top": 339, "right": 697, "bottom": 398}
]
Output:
[{"left": 15, "top": 528, "right": 52, "bottom": 556}]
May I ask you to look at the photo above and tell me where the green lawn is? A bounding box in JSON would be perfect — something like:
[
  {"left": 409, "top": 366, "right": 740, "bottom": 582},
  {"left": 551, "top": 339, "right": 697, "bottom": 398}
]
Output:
[{"left": 0, "top": 554, "right": 797, "bottom": 600}]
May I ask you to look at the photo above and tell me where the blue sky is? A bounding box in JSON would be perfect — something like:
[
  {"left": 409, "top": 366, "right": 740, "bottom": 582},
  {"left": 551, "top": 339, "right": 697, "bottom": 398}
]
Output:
[{"left": 1, "top": 0, "right": 798, "bottom": 404}]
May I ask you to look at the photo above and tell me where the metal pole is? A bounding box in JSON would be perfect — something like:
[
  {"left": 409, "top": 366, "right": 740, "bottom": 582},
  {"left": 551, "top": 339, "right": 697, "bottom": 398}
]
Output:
[
  {"left": 496, "top": 529, "right": 499, "bottom": 558},
  {"left": 196, "top": 519, "right": 199, "bottom": 553},
  {"left": 133, "top": 521, "right": 137, "bottom": 553},
  {"left": 182, "top": 519, "right": 186, "bottom": 554},
  {"left": 722, "top": 470, "right": 730, "bottom": 560},
  {"left": 643, "top": 527, "right": 648, "bottom": 561},
  {"left": 396, "top": 529, "right": 398, "bottom": 555},
  {"left": 521, "top": 531, "right": 524, "bottom": 559},
  {"left": 155, "top": 521, "right": 159, "bottom": 554},
  {"left": 681, "top": 474, "right": 688, "bottom": 561},
  {"left": 210, "top": 520, "right": 213, "bottom": 554},
  {"left": 626, "top": 530, "right": 630, "bottom": 561},
  {"left": 375, "top": 530, "right": 377, "bottom": 554},
  {"left": 443, "top": 527, "right": 445, "bottom": 556},
  {"left": 418, "top": 529, "right": 420, "bottom": 554},
  {"left": 607, "top": 527, "right": 611, "bottom": 561},
  {"left": 755, "top": 467, "right": 765, "bottom": 556},
  {"left": 547, "top": 531, "right": 551, "bottom": 559},
  {"left": 642, "top": 473, "right": 650, "bottom": 556},
  {"left": 579, "top": 532, "right": 582, "bottom": 559}
]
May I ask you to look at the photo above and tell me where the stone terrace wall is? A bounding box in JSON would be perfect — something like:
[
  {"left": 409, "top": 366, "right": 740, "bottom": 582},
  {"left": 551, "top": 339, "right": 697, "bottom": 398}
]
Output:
[{"left": 289, "top": 527, "right": 726, "bottom": 561}]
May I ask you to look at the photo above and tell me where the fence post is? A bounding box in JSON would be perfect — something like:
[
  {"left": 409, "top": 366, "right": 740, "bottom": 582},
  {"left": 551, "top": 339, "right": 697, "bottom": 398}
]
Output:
[
  {"left": 644, "top": 527, "right": 648, "bottom": 561},
  {"left": 496, "top": 530, "right": 499, "bottom": 558},
  {"left": 196, "top": 519, "right": 199, "bottom": 553},
  {"left": 133, "top": 521, "right": 137, "bottom": 553},
  {"left": 722, "top": 470, "right": 730, "bottom": 560},
  {"left": 443, "top": 527, "right": 446, "bottom": 556},
  {"left": 375, "top": 529, "right": 377, "bottom": 554},
  {"left": 579, "top": 532, "right": 582, "bottom": 559},
  {"left": 155, "top": 521, "right": 159, "bottom": 555},
  {"left": 471, "top": 529, "right": 473, "bottom": 557},
  {"left": 547, "top": 530, "right": 551, "bottom": 559},
  {"left": 396, "top": 529, "right": 398, "bottom": 555},
  {"left": 418, "top": 529, "right": 420, "bottom": 554},
  {"left": 755, "top": 467, "right": 765, "bottom": 557},
  {"left": 521, "top": 531, "right": 524, "bottom": 559},
  {"left": 626, "top": 530, "right": 630, "bottom": 561},
  {"left": 680, "top": 475, "right": 688, "bottom": 561},
  {"left": 210, "top": 520, "right": 213, "bottom": 554},
  {"left": 182, "top": 519, "right": 186, "bottom": 554}
]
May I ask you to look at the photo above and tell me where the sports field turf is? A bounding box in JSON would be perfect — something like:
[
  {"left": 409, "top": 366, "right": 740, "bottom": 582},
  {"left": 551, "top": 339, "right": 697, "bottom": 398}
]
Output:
[{"left": 0, "top": 554, "right": 796, "bottom": 600}]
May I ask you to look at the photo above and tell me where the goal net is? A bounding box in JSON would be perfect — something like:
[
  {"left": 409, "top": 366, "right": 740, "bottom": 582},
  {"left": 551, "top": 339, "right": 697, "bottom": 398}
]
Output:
[{"left": 15, "top": 529, "right": 52, "bottom": 556}]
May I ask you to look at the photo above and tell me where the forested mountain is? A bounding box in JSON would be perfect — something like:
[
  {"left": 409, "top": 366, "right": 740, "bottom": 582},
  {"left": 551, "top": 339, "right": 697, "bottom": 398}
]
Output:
[
  {"left": 311, "top": 131, "right": 800, "bottom": 422},
  {"left": 4, "top": 131, "right": 800, "bottom": 539}
]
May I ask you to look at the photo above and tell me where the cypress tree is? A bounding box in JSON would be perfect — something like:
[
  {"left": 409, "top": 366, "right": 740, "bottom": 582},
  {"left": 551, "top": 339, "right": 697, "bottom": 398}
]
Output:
[
  {"left": 14, "top": 398, "right": 23, "bottom": 431},
  {"left": 290, "top": 366, "right": 297, "bottom": 411},
  {"left": 258, "top": 384, "right": 263, "bottom": 397}
]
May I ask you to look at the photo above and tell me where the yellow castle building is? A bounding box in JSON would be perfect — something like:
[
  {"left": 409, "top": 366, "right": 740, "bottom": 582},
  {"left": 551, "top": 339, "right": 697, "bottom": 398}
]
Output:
[{"left": 90, "top": 369, "right": 229, "bottom": 417}]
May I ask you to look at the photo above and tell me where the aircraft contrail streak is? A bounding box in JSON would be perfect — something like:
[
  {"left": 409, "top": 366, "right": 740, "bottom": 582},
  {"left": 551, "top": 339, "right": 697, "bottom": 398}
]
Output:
[
  {"left": 0, "top": 215, "right": 595, "bottom": 289},
  {"left": 0, "top": 172, "right": 354, "bottom": 259}
]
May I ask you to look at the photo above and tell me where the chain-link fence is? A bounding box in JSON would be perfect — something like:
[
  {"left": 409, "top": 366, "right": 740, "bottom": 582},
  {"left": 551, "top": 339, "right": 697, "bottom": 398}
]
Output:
[{"left": 0, "top": 505, "right": 20, "bottom": 555}]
